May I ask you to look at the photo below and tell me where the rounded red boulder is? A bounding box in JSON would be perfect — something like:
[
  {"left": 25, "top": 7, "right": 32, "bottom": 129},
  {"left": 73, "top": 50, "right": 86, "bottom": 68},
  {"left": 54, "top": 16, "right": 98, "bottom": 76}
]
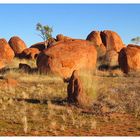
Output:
[
  {"left": 9, "top": 36, "right": 27, "bottom": 56},
  {"left": 118, "top": 44, "right": 140, "bottom": 74},
  {"left": 37, "top": 40, "right": 97, "bottom": 78},
  {"left": 19, "top": 48, "right": 40, "bottom": 59},
  {"left": 0, "top": 38, "right": 15, "bottom": 64}
]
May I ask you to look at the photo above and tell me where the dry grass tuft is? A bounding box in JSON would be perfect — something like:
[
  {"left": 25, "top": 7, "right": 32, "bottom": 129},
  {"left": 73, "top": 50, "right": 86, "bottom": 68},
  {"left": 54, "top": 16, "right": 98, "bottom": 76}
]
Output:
[{"left": 78, "top": 70, "right": 98, "bottom": 107}]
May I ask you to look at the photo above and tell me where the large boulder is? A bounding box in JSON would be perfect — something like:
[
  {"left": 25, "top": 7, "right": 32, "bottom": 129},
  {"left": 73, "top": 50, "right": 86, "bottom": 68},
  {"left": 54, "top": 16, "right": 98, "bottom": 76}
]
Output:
[
  {"left": 86, "top": 31, "right": 106, "bottom": 60},
  {"left": 37, "top": 40, "right": 97, "bottom": 78},
  {"left": 56, "top": 34, "right": 73, "bottom": 42},
  {"left": 8, "top": 36, "right": 27, "bottom": 56},
  {"left": 100, "top": 30, "right": 125, "bottom": 52},
  {"left": 86, "top": 31, "right": 102, "bottom": 47},
  {"left": 30, "top": 42, "right": 46, "bottom": 51},
  {"left": 30, "top": 38, "right": 56, "bottom": 51},
  {"left": 127, "top": 44, "right": 140, "bottom": 49},
  {"left": 19, "top": 48, "right": 40, "bottom": 59},
  {"left": 87, "top": 30, "right": 125, "bottom": 52},
  {"left": 0, "top": 38, "right": 15, "bottom": 63},
  {"left": 104, "top": 50, "right": 119, "bottom": 67},
  {"left": 118, "top": 45, "right": 140, "bottom": 74},
  {"left": 87, "top": 30, "right": 126, "bottom": 69}
]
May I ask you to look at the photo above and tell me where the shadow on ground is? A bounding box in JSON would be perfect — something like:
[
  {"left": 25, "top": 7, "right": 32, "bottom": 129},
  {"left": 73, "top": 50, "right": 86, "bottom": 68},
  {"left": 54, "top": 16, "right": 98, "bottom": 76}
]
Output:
[
  {"left": 0, "top": 67, "right": 38, "bottom": 74},
  {"left": 13, "top": 97, "right": 67, "bottom": 106}
]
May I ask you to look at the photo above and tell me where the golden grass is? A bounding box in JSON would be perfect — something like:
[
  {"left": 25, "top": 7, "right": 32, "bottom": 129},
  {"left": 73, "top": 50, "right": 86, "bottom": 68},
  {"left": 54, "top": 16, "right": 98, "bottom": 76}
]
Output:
[
  {"left": 7, "top": 58, "right": 36, "bottom": 68},
  {"left": 0, "top": 58, "right": 140, "bottom": 135},
  {"left": 78, "top": 70, "right": 98, "bottom": 107}
]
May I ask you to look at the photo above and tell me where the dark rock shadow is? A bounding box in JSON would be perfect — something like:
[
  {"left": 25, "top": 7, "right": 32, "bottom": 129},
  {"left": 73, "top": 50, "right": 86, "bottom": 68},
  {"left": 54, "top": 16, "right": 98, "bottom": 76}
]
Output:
[
  {"left": 98, "top": 64, "right": 120, "bottom": 71},
  {"left": 13, "top": 97, "right": 67, "bottom": 106},
  {"left": 0, "top": 68, "right": 18, "bottom": 74},
  {"left": 0, "top": 67, "right": 38, "bottom": 75}
]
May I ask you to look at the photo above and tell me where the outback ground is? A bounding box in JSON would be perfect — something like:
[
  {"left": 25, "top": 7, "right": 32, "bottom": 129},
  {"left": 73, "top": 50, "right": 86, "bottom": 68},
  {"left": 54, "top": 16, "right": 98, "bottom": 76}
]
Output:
[{"left": 0, "top": 58, "right": 140, "bottom": 136}]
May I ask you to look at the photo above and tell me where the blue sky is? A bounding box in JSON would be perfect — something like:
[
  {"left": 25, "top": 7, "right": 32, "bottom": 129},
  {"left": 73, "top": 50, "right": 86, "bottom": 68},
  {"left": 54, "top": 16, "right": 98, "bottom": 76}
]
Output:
[{"left": 0, "top": 4, "right": 140, "bottom": 47}]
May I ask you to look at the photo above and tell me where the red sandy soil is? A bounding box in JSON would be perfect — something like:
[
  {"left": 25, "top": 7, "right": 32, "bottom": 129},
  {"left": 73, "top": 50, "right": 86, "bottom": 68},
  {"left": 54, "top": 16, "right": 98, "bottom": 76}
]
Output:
[{"left": 0, "top": 113, "right": 140, "bottom": 136}]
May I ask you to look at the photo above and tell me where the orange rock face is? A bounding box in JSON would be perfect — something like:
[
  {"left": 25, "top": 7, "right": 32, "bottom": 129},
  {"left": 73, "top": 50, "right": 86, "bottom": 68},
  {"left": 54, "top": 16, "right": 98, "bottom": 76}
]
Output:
[
  {"left": 19, "top": 48, "right": 40, "bottom": 59},
  {"left": 9, "top": 36, "right": 27, "bottom": 56},
  {"left": 86, "top": 31, "right": 106, "bottom": 60},
  {"left": 30, "top": 42, "right": 46, "bottom": 51},
  {"left": 104, "top": 50, "right": 119, "bottom": 67},
  {"left": 127, "top": 44, "right": 140, "bottom": 49},
  {"left": 37, "top": 40, "right": 97, "bottom": 78},
  {"left": 0, "top": 38, "right": 15, "bottom": 64},
  {"left": 86, "top": 31, "right": 102, "bottom": 47},
  {"left": 30, "top": 38, "right": 56, "bottom": 50},
  {"left": 100, "top": 30, "right": 125, "bottom": 52},
  {"left": 86, "top": 30, "right": 125, "bottom": 66},
  {"left": 56, "top": 34, "right": 73, "bottom": 42},
  {"left": 118, "top": 45, "right": 140, "bottom": 74},
  {"left": 87, "top": 30, "right": 125, "bottom": 53}
]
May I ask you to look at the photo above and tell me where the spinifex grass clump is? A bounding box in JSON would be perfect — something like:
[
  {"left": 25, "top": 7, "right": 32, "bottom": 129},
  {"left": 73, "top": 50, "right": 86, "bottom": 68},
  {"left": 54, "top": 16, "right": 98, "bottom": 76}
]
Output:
[{"left": 78, "top": 70, "right": 98, "bottom": 107}]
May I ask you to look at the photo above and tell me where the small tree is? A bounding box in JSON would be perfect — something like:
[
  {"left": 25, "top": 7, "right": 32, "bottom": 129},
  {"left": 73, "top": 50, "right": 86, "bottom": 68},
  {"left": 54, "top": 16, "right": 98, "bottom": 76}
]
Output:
[
  {"left": 131, "top": 36, "right": 140, "bottom": 45},
  {"left": 36, "top": 23, "right": 53, "bottom": 48}
]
